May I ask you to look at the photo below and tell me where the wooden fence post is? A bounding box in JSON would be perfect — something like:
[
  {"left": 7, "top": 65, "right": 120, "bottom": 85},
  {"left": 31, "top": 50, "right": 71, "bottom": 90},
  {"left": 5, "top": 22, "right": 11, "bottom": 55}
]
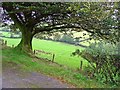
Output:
[
  {"left": 12, "top": 45, "right": 14, "bottom": 48},
  {"left": 5, "top": 40, "right": 7, "bottom": 46},
  {"left": 80, "top": 60, "right": 83, "bottom": 71},
  {"left": 34, "top": 50, "right": 36, "bottom": 54},
  {"left": 52, "top": 54, "right": 55, "bottom": 62},
  {"left": 2, "top": 39, "right": 4, "bottom": 45}
]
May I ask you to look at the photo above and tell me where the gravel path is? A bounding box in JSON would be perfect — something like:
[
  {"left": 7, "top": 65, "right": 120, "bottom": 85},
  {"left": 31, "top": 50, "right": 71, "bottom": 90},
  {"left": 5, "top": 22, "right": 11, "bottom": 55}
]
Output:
[{"left": 2, "top": 66, "right": 71, "bottom": 88}]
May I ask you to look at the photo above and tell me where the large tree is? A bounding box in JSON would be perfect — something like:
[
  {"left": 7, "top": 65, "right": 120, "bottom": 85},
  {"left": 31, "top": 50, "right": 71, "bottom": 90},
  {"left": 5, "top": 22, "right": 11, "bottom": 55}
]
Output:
[{"left": 2, "top": 2, "right": 117, "bottom": 53}]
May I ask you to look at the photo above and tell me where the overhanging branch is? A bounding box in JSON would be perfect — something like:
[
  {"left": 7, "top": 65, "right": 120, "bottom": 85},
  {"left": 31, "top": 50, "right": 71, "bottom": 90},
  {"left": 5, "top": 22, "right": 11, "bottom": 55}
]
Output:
[{"left": 33, "top": 24, "right": 95, "bottom": 35}]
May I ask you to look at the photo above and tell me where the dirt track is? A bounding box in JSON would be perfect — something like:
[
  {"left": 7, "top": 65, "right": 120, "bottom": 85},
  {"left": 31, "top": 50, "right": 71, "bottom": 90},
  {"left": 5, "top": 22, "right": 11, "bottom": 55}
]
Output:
[{"left": 2, "top": 65, "right": 71, "bottom": 88}]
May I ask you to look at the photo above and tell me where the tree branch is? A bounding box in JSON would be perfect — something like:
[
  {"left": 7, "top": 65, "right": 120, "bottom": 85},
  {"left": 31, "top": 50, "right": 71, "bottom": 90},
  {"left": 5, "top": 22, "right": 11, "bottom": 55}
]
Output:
[
  {"left": 2, "top": 3, "right": 24, "bottom": 30},
  {"left": 33, "top": 24, "right": 95, "bottom": 35}
]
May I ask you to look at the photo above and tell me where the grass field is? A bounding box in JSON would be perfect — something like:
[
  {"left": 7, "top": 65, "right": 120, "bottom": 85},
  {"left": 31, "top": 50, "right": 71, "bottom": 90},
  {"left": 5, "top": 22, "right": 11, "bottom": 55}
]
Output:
[{"left": 3, "top": 37, "right": 90, "bottom": 70}]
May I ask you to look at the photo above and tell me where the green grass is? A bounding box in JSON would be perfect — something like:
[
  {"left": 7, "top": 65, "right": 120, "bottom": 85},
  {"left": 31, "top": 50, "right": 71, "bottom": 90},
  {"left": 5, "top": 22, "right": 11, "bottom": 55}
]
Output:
[
  {"left": 3, "top": 38, "right": 90, "bottom": 70},
  {"left": 1, "top": 31, "right": 95, "bottom": 70},
  {"left": 3, "top": 38, "right": 21, "bottom": 46},
  {"left": 2, "top": 37, "right": 118, "bottom": 88},
  {"left": 2, "top": 48, "right": 111, "bottom": 88},
  {"left": 1, "top": 32, "right": 119, "bottom": 88},
  {"left": 1, "top": 31, "right": 11, "bottom": 37}
]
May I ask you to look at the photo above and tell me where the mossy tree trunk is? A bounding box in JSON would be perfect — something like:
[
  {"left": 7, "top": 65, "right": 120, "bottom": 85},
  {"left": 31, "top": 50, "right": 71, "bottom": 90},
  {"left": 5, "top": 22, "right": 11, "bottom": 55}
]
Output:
[{"left": 16, "top": 27, "right": 34, "bottom": 53}]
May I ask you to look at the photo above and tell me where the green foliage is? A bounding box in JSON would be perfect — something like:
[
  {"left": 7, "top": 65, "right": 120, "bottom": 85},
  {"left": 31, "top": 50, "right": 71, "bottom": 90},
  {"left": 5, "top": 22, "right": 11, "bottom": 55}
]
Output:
[
  {"left": 53, "top": 33, "right": 61, "bottom": 41},
  {"left": 59, "top": 34, "right": 75, "bottom": 44},
  {"left": 69, "top": 2, "right": 119, "bottom": 43},
  {"left": 2, "top": 2, "right": 119, "bottom": 52},
  {"left": 86, "top": 42, "right": 118, "bottom": 56},
  {"left": 73, "top": 73, "right": 87, "bottom": 81},
  {"left": 71, "top": 49, "right": 81, "bottom": 56},
  {"left": 81, "top": 42, "right": 120, "bottom": 85}
]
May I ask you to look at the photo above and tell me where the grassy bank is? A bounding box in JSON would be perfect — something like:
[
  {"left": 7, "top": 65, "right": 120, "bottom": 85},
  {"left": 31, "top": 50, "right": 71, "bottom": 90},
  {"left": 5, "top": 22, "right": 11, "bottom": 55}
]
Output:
[{"left": 2, "top": 48, "right": 110, "bottom": 88}]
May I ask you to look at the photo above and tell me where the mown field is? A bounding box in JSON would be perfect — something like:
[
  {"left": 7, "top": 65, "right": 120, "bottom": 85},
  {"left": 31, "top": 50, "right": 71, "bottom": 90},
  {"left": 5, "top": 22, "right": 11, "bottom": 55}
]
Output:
[{"left": 3, "top": 37, "right": 90, "bottom": 70}]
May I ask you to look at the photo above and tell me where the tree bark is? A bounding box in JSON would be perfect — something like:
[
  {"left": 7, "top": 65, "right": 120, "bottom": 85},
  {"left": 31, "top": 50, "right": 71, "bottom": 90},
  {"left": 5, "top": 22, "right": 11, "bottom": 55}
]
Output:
[{"left": 16, "top": 27, "right": 34, "bottom": 53}]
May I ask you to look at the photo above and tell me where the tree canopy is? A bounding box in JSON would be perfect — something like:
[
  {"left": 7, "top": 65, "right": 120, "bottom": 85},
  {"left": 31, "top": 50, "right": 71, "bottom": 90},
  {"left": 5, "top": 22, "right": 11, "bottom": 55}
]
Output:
[{"left": 2, "top": 2, "right": 119, "bottom": 53}]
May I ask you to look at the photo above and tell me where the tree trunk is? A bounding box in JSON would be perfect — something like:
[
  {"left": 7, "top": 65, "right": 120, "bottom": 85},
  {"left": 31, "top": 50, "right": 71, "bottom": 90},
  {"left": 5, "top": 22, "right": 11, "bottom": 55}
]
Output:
[{"left": 16, "top": 27, "right": 34, "bottom": 53}]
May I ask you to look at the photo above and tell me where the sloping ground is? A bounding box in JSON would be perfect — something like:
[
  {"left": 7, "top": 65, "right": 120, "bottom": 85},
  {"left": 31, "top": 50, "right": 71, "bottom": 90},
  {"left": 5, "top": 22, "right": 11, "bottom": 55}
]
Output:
[
  {"left": 2, "top": 63, "right": 71, "bottom": 88},
  {"left": 1, "top": 46, "right": 112, "bottom": 88},
  {"left": 1, "top": 44, "right": 72, "bottom": 88}
]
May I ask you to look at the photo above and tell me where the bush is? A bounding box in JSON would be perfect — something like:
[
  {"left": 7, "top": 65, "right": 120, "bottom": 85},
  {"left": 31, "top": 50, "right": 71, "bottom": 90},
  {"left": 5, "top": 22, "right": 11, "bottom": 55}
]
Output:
[
  {"left": 80, "top": 42, "right": 120, "bottom": 85},
  {"left": 53, "top": 33, "right": 61, "bottom": 41},
  {"left": 59, "top": 34, "right": 75, "bottom": 44}
]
